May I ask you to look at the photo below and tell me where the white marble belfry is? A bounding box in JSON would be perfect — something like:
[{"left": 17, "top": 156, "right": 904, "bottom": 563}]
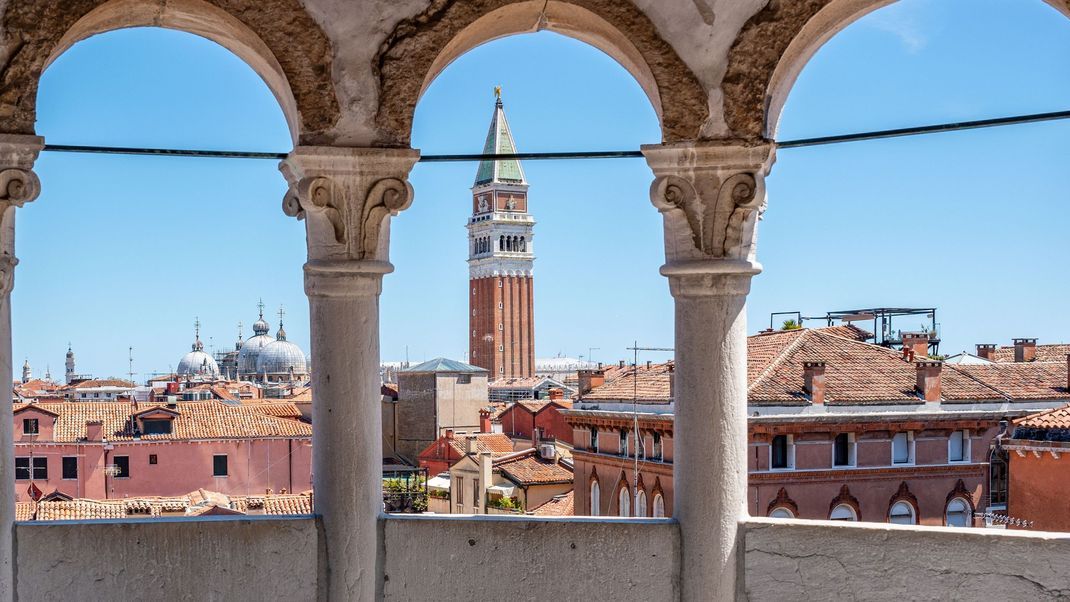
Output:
[
  {"left": 643, "top": 141, "right": 775, "bottom": 602},
  {"left": 281, "top": 146, "right": 419, "bottom": 601}
]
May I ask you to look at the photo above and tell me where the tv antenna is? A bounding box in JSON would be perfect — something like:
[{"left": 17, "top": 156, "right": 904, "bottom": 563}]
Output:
[{"left": 625, "top": 342, "right": 673, "bottom": 514}]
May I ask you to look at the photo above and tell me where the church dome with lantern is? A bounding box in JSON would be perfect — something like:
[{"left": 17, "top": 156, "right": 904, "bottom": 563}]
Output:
[
  {"left": 238, "top": 302, "right": 276, "bottom": 377},
  {"left": 255, "top": 319, "right": 308, "bottom": 381},
  {"left": 177, "top": 320, "right": 220, "bottom": 378}
]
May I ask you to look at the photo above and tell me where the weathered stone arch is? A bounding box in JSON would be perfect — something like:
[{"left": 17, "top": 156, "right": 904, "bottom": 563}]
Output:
[
  {"left": 0, "top": 0, "right": 339, "bottom": 144},
  {"left": 722, "top": 0, "right": 1070, "bottom": 143},
  {"left": 374, "top": 0, "right": 708, "bottom": 146}
]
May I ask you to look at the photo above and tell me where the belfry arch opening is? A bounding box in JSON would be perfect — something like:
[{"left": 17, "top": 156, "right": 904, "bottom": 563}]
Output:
[{"left": 15, "top": 27, "right": 313, "bottom": 514}]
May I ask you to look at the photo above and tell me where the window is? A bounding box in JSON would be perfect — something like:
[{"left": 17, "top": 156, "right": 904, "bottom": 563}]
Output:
[
  {"left": 652, "top": 432, "right": 663, "bottom": 461},
  {"left": 142, "top": 419, "right": 172, "bottom": 435},
  {"left": 990, "top": 450, "right": 1008, "bottom": 507},
  {"left": 14, "top": 458, "right": 29, "bottom": 480},
  {"left": 454, "top": 476, "right": 465, "bottom": 510},
  {"left": 892, "top": 432, "right": 914, "bottom": 465},
  {"left": 498, "top": 279, "right": 503, "bottom": 288},
  {"left": 636, "top": 490, "right": 648, "bottom": 517},
  {"left": 889, "top": 501, "right": 915, "bottom": 525},
  {"left": 213, "top": 455, "right": 228, "bottom": 477},
  {"left": 498, "top": 302, "right": 503, "bottom": 309},
  {"left": 471, "top": 477, "right": 480, "bottom": 508},
  {"left": 149, "top": 454, "right": 158, "bottom": 465},
  {"left": 62, "top": 456, "right": 78, "bottom": 480},
  {"left": 652, "top": 493, "right": 665, "bottom": 518},
  {"left": 590, "top": 480, "right": 600, "bottom": 516},
  {"left": 619, "top": 428, "right": 629, "bottom": 456},
  {"left": 829, "top": 504, "right": 857, "bottom": 521},
  {"left": 770, "top": 434, "right": 793, "bottom": 470},
  {"left": 113, "top": 456, "right": 130, "bottom": 478},
  {"left": 22, "top": 418, "right": 39, "bottom": 436},
  {"left": 456, "top": 374, "right": 471, "bottom": 384},
  {"left": 498, "top": 345, "right": 504, "bottom": 352},
  {"left": 945, "top": 498, "right": 971, "bottom": 527},
  {"left": 618, "top": 486, "right": 630, "bottom": 517},
  {"left": 833, "top": 433, "right": 855, "bottom": 467},
  {"left": 498, "top": 323, "right": 503, "bottom": 330},
  {"left": 769, "top": 507, "right": 794, "bottom": 519},
  {"left": 590, "top": 427, "right": 599, "bottom": 453},
  {"left": 948, "top": 430, "right": 969, "bottom": 463}
]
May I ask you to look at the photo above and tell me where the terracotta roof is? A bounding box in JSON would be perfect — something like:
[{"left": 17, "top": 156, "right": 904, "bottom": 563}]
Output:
[
  {"left": 19, "top": 490, "right": 313, "bottom": 521},
  {"left": 249, "top": 402, "right": 304, "bottom": 420},
  {"left": 63, "top": 379, "right": 135, "bottom": 390},
  {"left": 489, "top": 377, "right": 544, "bottom": 389},
  {"left": 15, "top": 502, "right": 32, "bottom": 522},
  {"left": 495, "top": 450, "right": 573, "bottom": 486},
  {"left": 12, "top": 400, "right": 311, "bottom": 442},
  {"left": 949, "top": 362, "right": 1069, "bottom": 401},
  {"left": 530, "top": 491, "right": 574, "bottom": 516},
  {"left": 447, "top": 433, "right": 515, "bottom": 456},
  {"left": 579, "top": 362, "right": 674, "bottom": 403},
  {"left": 1013, "top": 405, "right": 1070, "bottom": 430},
  {"left": 992, "top": 344, "right": 1070, "bottom": 363}
]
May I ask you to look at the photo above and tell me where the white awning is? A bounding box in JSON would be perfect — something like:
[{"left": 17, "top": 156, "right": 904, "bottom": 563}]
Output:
[
  {"left": 427, "top": 476, "right": 451, "bottom": 490},
  {"left": 487, "top": 484, "right": 516, "bottom": 497}
]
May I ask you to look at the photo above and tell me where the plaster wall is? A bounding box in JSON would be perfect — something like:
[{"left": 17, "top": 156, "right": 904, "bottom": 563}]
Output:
[{"left": 1008, "top": 452, "right": 1070, "bottom": 532}]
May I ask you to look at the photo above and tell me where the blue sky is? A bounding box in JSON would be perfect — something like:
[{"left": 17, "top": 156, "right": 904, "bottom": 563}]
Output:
[{"left": 15, "top": 0, "right": 1070, "bottom": 379}]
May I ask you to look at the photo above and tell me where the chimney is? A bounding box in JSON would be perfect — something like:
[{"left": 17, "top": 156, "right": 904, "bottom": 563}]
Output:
[
  {"left": 478, "top": 410, "right": 491, "bottom": 433},
  {"left": 548, "top": 388, "right": 564, "bottom": 401},
  {"left": 445, "top": 428, "right": 454, "bottom": 440},
  {"left": 577, "top": 369, "right": 605, "bottom": 396},
  {"left": 915, "top": 361, "right": 942, "bottom": 401},
  {"left": 531, "top": 426, "right": 540, "bottom": 450},
  {"left": 465, "top": 436, "right": 477, "bottom": 455},
  {"left": 976, "top": 344, "right": 997, "bottom": 361},
  {"left": 645, "top": 360, "right": 652, "bottom": 369},
  {"left": 1013, "top": 338, "right": 1037, "bottom": 363},
  {"left": 619, "top": 360, "right": 625, "bottom": 369},
  {"left": 901, "top": 332, "right": 929, "bottom": 358},
  {"left": 85, "top": 421, "right": 103, "bottom": 442},
  {"left": 803, "top": 361, "right": 827, "bottom": 404}
]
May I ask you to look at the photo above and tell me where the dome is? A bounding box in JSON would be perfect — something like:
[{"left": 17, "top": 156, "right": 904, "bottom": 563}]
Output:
[
  {"left": 255, "top": 340, "right": 308, "bottom": 377},
  {"left": 238, "top": 334, "right": 274, "bottom": 375},
  {"left": 177, "top": 350, "right": 220, "bottom": 377}
]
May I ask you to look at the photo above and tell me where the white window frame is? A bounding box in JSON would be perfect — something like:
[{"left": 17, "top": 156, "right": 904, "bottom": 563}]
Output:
[
  {"left": 769, "top": 507, "right": 795, "bottom": 519},
  {"left": 769, "top": 434, "right": 795, "bottom": 471},
  {"left": 832, "top": 432, "right": 856, "bottom": 468},
  {"left": 948, "top": 429, "right": 971, "bottom": 464},
  {"left": 829, "top": 504, "right": 857, "bottom": 521},
  {"left": 635, "top": 490, "right": 647, "bottom": 517},
  {"left": 590, "top": 480, "right": 601, "bottom": 516},
  {"left": 891, "top": 431, "right": 915, "bottom": 466},
  {"left": 618, "top": 486, "right": 631, "bottom": 517},
  {"left": 889, "top": 501, "right": 915, "bottom": 525},
  {"left": 945, "top": 497, "right": 971, "bottom": 527}
]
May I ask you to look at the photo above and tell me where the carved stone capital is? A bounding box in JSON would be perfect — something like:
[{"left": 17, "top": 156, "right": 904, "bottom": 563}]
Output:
[
  {"left": 280, "top": 146, "right": 420, "bottom": 262},
  {"left": 643, "top": 142, "right": 775, "bottom": 265},
  {"left": 0, "top": 135, "right": 45, "bottom": 213}
]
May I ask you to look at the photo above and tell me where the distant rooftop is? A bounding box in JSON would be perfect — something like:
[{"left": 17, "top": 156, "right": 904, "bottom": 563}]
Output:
[{"left": 400, "top": 357, "right": 488, "bottom": 374}]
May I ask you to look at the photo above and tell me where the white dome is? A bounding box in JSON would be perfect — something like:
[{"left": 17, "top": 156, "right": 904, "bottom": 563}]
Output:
[
  {"left": 238, "top": 334, "right": 275, "bottom": 375},
  {"left": 177, "top": 350, "right": 220, "bottom": 377},
  {"left": 256, "top": 339, "right": 308, "bottom": 377}
]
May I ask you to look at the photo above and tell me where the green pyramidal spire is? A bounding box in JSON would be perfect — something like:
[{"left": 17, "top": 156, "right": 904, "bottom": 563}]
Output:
[{"left": 474, "top": 90, "right": 527, "bottom": 186}]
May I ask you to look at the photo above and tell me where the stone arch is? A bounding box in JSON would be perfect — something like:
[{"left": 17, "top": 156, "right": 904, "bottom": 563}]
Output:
[
  {"left": 827, "top": 483, "right": 860, "bottom": 520},
  {"left": 721, "top": 0, "right": 1070, "bottom": 142},
  {"left": 373, "top": 0, "right": 708, "bottom": 146},
  {"left": 0, "top": 0, "right": 340, "bottom": 144},
  {"left": 886, "top": 481, "right": 919, "bottom": 522},
  {"left": 766, "top": 487, "right": 799, "bottom": 518}
]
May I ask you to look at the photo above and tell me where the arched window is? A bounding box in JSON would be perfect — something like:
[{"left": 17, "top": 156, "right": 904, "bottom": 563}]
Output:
[
  {"left": 618, "top": 485, "right": 630, "bottom": 517},
  {"left": 829, "top": 504, "right": 857, "bottom": 521},
  {"left": 636, "top": 490, "right": 648, "bottom": 517},
  {"left": 520, "top": 236, "right": 526, "bottom": 251},
  {"left": 652, "top": 493, "right": 665, "bottom": 518},
  {"left": 990, "top": 449, "right": 1009, "bottom": 507},
  {"left": 589, "top": 427, "right": 599, "bottom": 453},
  {"left": 945, "top": 498, "right": 971, "bottom": 527},
  {"left": 619, "top": 427, "right": 629, "bottom": 456},
  {"left": 889, "top": 501, "right": 915, "bottom": 525},
  {"left": 769, "top": 507, "right": 794, "bottom": 519},
  {"left": 499, "top": 235, "right": 504, "bottom": 250},
  {"left": 590, "top": 479, "right": 601, "bottom": 516}
]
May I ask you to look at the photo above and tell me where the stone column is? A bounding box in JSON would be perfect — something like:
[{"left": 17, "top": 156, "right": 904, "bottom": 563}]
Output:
[
  {"left": 642, "top": 141, "right": 774, "bottom": 602},
  {"left": 280, "top": 146, "right": 419, "bottom": 601},
  {"left": 0, "top": 134, "right": 43, "bottom": 601}
]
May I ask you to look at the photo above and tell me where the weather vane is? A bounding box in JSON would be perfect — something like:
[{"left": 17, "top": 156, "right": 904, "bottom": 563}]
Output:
[{"left": 494, "top": 85, "right": 502, "bottom": 100}]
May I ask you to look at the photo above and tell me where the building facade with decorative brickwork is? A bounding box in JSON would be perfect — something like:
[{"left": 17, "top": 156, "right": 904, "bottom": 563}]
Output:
[{"left": 467, "top": 92, "right": 535, "bottom": 380}]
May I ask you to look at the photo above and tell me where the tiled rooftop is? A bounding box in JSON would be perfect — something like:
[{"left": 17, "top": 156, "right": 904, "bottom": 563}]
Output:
[
  {"left": 530, "top": 491, "right": 574, "bottom": 516},
  {"left": 495, "top": 450, "right": 573, "bottom": 486},
  {"left": 446, "top": 433, "right": 516, "bottom": 456},
  {"left": 991, "top": 343, "right": 1070, "bottom": 363},
  {"left": 17, "top": 490, "right": 313, "bottom": 521},
  {"left": 13, "top": 400, "right": 312, "bottom": 441}
]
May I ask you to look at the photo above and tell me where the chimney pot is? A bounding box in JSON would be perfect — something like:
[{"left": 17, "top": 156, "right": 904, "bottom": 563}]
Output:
[
  {"left": 803, "top": 361, "right": 827, "bottom": 404},
  {"left": 645, "top": 360, "right": 651, "bottom": 369},
  {"left": 619, "top": 360, "right": 625, "bottom": 369},
  {"left": 902, "top": 332, "right": 930, "bottom": 358},
  {"left": 1013, "top": 338, "right": 1037, "bottom": 362},
  {"left": 976, "top": 344, "right": 997, "bottom": 361},
  {"left": 478, "top": 410, "right": 492, "bottom": 433},
  {"left": 445, "top": 429, "right": 454, "bottom": 440},
  {"left": 915, "top": 361, "right": 942, "bottom": 401},
  {"left": 465, "top": 436, "right": 477, "bottom": 455},
  {"left": 577, "top": 369, "right": 606, "bottom": 397}
]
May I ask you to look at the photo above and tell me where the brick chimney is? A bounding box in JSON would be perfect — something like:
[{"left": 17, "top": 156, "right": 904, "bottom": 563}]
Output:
[
  {"left": 803, "top": 361, "right": 827, "bottom": 404},
  {"left": 1066, "top": 354, "right": 1070, "bottom": 391},
  {"left": 577, "top": 369, "right": 605, "bottom": 396},
  {"left": 618, "top": 360, "right": 625, "bottom": 369},
  {"left": 478, "top": 410, "right": 491, "bottom": 433},
  {"left": 976, "top": 344, "right": 997, "bottom": 361},
  {"left": 915, "top": 361, "right": 942, "bottom": 401},
  {"left": 548, "top": 388, "right": 564, "bottom": 401},
  {"left": 1013, "top": 338, "right": 1037, "bottom": 363},
  {"left": 465, "top": 436, "right": 477, "bottom": 455},
  {"left": 902, "top": 332, "right": 929, "bottom": 358},
  {"left": 85, "top": 420, "right": 103, "bottom": 442},
  {"left": 445, "top": 428, "right": 454, "bottom": 440}
]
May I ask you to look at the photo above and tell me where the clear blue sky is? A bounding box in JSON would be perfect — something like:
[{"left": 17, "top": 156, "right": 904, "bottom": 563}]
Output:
[{"left": 15, "top": 0, "right": 1070, "bottom": 379}]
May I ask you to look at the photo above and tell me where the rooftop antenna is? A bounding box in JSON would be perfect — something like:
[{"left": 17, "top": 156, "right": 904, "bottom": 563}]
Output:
[
  {"left": 626, "top": 341, "right": 673, "bottom": 514},
  {"left": 127, "top": 346, "right": 134, "bottom": 382},
  {"left": 588, "top": 347, "right": 600, "bottom": 367}
]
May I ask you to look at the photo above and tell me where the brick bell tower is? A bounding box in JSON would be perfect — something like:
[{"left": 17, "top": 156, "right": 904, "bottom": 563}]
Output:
[{"left": 468, "top": 89, "right": 535, "bottom": 380}]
